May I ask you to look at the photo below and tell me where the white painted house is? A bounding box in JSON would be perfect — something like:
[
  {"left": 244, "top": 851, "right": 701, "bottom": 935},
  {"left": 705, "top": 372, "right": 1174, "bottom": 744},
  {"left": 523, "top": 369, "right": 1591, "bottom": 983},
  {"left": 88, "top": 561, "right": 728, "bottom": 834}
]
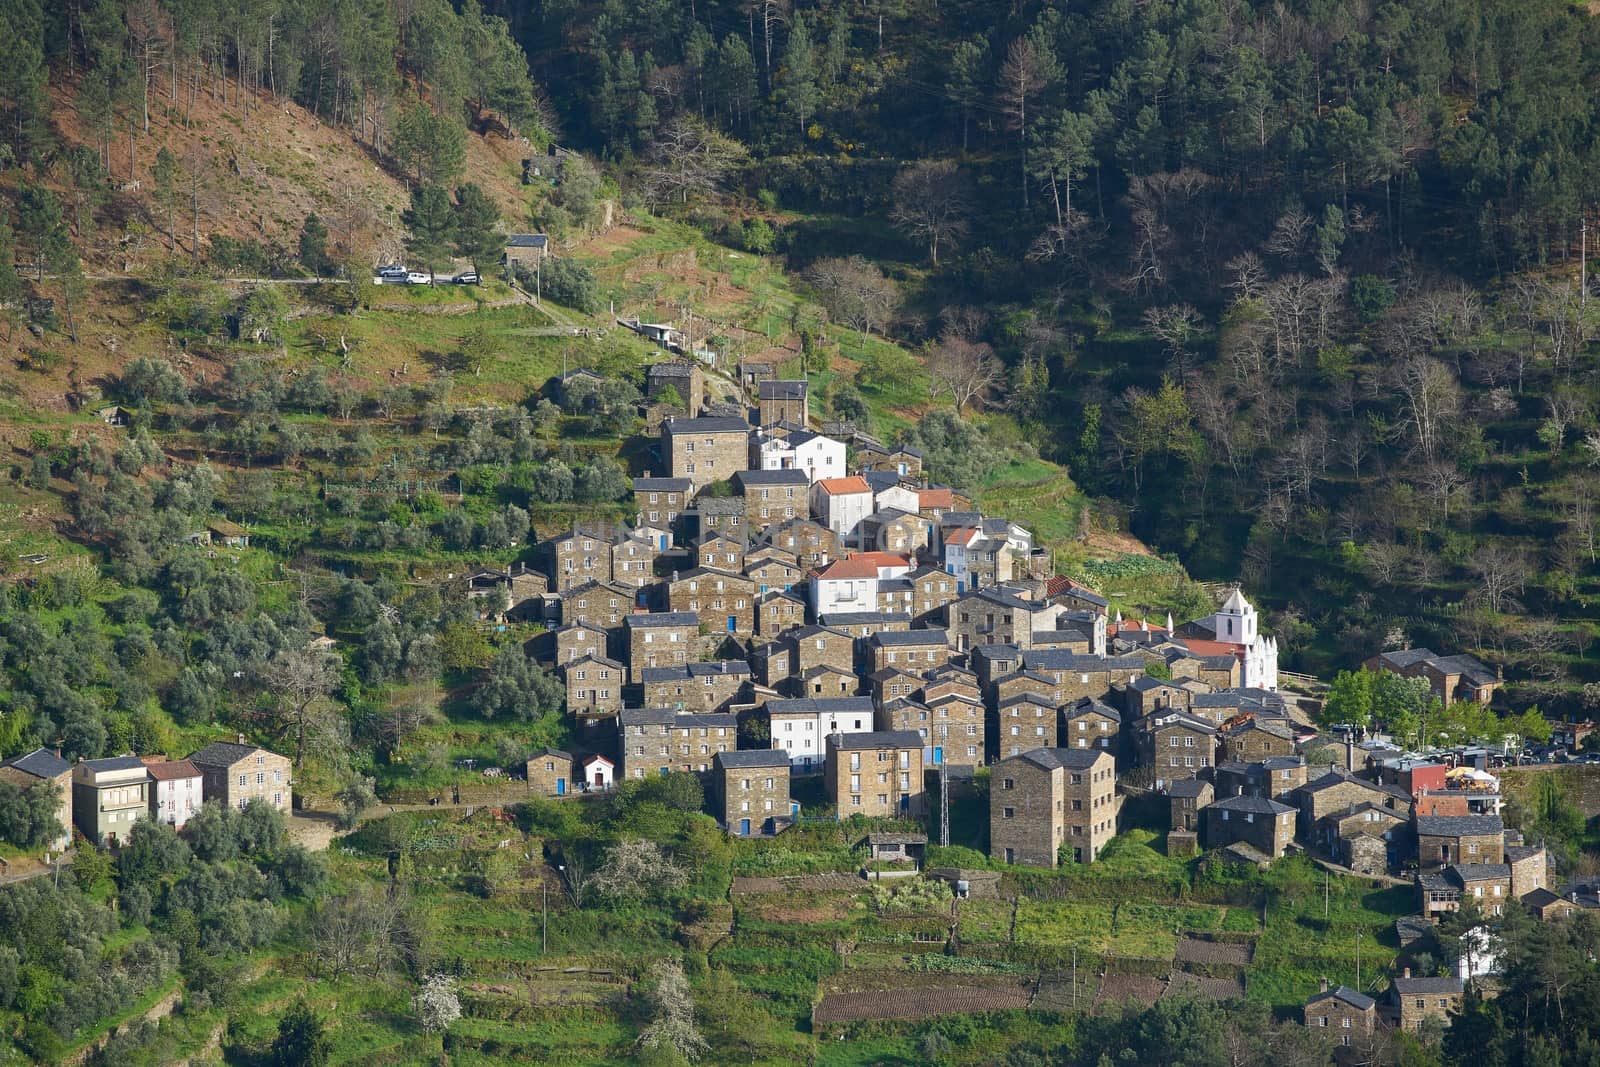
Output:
[
  {"left": 810, "top": 552, "right": 913, "bottom": 616},
  {"left": 765, "top": 697, "right": 875, "bottom": 770},
  {"left": 146, "top": 758, "right": 203, "bottom": 829},
  {"left": 811, "top": 476, "right": 875, "bottom": 541},
  {"left": 755, "top": 429, "right": 846, "bottom": 484}
]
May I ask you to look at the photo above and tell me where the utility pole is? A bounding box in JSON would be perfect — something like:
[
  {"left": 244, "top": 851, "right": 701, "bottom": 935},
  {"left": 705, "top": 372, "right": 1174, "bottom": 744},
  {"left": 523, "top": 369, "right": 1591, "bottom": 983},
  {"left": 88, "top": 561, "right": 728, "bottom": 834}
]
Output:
[
  {"left": 1582, "top": 214, "right": 1589, "bottom": 308},
  {"left": 1356, "top": 931, "right": 1361, "bottom": 990},
  {"left": 939, "top": 764, "right": 950, "bottom": 847},
  {"left": 1324, "top": 870, "right": 1329, "bottom": 919},
  {"left": 542, "top": 880, "right": 549, "bottom": 953}
]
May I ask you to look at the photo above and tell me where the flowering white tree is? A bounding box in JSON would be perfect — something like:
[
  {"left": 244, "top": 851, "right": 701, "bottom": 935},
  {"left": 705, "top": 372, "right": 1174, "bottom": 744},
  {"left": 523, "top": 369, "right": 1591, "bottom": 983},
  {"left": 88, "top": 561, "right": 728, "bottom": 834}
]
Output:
[
  {"left": 637, "top": 958, "right": 707, "bottom": 1061},
  {"left": 413, "top": 973, "right": 462, "bottom": 1034}
]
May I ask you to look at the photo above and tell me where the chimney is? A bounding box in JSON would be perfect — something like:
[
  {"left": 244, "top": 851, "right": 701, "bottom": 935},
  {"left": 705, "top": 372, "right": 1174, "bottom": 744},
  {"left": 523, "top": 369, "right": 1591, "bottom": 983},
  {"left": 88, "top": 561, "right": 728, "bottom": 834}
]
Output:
[
  {"left": 1319, "top": 977, "right": 1329, "bottom": 994},
  {"left": 237, "top": 733, "right": 246, "bottom": 745},
  {"left": 1402, "top": 967, "right": 1411, "bottom": 979}
]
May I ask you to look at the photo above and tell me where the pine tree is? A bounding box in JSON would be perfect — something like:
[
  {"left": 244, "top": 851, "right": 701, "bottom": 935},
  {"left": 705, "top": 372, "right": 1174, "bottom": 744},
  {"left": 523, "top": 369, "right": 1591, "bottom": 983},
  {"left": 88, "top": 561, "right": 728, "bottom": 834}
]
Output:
[
  {"left": 451, "top": 183, "right": 500, "bottom": 275},
  {"left": 403, "top": 185, "right": 456, "bottom": 282},
  {"left": 780, "top": 14, "right": 819, "bottom": 138}
]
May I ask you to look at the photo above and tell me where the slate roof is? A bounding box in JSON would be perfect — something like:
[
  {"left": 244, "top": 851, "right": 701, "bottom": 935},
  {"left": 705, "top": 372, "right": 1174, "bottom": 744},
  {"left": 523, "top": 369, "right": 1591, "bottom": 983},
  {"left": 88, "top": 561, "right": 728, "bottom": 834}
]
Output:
[
  {"left": 765, "top": 697, "right": 876, "bottom": 716},
  {"left": 1065, "top": 698, "right": 1123, "bottom": 722},
  {"left": 1013, "top": 747, "right": 1109, "bottom": 771},
  {"left": 527, "top": 747, "right": 574, "bottom": 762},
  {"left": 1415, "top": 814, "right": 1505, "bottom": 837},
  {"left": 827, "top": 730, "right": 924, "bottom": 751},
  {"left": 634, "top": 477, "right": 693, "bottom": 492},
  {"left": 189, "top": 742, "right": 264, "bottom": 769},
  {"left": 715, "top": 749, "right": 792, "bottom": 769},
  {"left": 1, "top": 748, "right": 71, "bottom": 779},
  {"left": 663, "top": 416, "right": 750, "bottom": 434},
  {"left": 1392, "top": 976, "right": 1463, "bottom": 996},
  {"left": 1451, "top": 863, "right": 1511, "bottom": 882},
  {"left": 1168, "top": 779, "right": 1212, "bottom": 799},
  {"left": 507, "top": 233, "right": 549, "bottom": 248},
  {"left": 871, "top": 628, "right": 949, "bottom": 647},
  {"left": 625, "top": 611, "right": 700, "bottom": 629},
  {"left": 1307, "top": 986, "right": 1377, "bottom": 1011},
  {"left": 820, "top": 612, "right": 913, "bottom": 627},
  {"left": 758, "top": 379, "right": 809, "bottom": 400},
  {"left": 1210, "top": 794, "right": 1294, "bottom": 815},
  {"left": 734, "top": 469, "right": 810, "bottom": 487},
  {"left": 1023, "top": 650, "right": 1147, "bottom": 672},
  {"left": 80, "top": 755, "right": 150, "bottom": 774}
]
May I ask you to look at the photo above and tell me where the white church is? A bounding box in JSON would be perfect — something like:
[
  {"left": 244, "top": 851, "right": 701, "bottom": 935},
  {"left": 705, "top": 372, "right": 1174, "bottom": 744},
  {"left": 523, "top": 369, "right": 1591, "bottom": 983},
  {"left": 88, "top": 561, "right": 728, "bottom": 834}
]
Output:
[{"left": 1184, "top": 588, "right": 1279, "bottom": 691}]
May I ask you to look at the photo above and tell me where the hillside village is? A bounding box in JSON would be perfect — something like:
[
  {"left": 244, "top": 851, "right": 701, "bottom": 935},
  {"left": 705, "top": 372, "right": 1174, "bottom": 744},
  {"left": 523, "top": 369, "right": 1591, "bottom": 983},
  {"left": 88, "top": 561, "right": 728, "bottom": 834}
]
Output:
[{"left": 13, "top": 350, "right": 1581, "bottom": 1053}]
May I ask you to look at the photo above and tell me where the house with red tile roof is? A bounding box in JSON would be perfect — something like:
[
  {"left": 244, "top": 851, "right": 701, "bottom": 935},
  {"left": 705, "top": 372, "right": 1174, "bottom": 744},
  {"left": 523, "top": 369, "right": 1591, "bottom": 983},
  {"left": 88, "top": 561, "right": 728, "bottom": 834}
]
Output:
[{"left": 810, "top": 476, "right": 875, "bottom": 543}]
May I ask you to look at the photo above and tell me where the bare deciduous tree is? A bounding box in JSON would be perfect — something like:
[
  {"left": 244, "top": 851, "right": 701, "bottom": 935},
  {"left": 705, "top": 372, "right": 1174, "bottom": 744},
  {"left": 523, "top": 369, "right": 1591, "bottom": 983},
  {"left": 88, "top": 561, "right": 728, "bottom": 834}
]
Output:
[
  {"left": 1389, "top": 356, "right": 1461, "bottom": 463},
  {"left": 1470, "top": 544, "right": 1528, "bottom": 614},
  {"left": 926, "top": 335, "right": 1003, "bottom": 413},
  {"left": 263, "top": 647, "right": 343, "bottom": 769},
  {"left": 806, "top": 256, "right": 899, "bottom": 345},
  {"left": 997, "top": 36, "right": 1058, "bottom": 209},
  {"left": 889, "top": 160, "right": 971, "bottom": 267},
  {"left": 639, "top": 118, "right": 749, "bottom": 209}
]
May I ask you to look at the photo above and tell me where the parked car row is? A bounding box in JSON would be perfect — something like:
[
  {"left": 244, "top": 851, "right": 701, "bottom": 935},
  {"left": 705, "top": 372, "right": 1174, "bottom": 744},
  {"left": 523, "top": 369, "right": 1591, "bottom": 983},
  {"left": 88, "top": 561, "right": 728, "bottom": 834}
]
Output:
[{"left": 374, "top": 265, "right": 479, "bottom": 285}]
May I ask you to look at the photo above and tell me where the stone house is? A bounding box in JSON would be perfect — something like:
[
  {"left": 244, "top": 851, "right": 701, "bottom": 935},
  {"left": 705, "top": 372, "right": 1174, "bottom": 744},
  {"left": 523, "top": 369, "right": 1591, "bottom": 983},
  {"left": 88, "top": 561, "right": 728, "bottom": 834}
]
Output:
[
  {"left": 144, "top": 758, "right": 203, "bottom": 829},
  {"left": 1317, "top": 801, "right": 1406, "bottom": 855},
  {"left": 734, "top": 469, "right": 811, "bottom": 530},
  {"left": 547, "top": 620, "right": 610, "bottom": 667},
  {"left": 1169, "top": 778, "right": 1212, "bottom": 832},
  {"left": 757, "top": 379, "right": 809, "bottom": 426},
  {"left": 874, "top": 578, "right": 915, "bottom": 617},
  {"left": 824, "top": 730, "right": 926, "bottom": 819},
  {"left": 1205, "top": 794, "right": 1296, "bottom": 859},
  {"left": 1389, "top": 973, "right": 1463, "bottom": 1031},
  {"left": 642, "top": 661, "right": 752, "bottom": 712},
  {"left": 868, "top": 666, "right": 923, "bottom": 709},
  {"left": 525, "top": 749, "right": 577, "bottom": 796},
  {"left": 864, "top": 509, "right": 930, "bottom": 557},
  {"left": 1364, "top": 648, "right": 1502, "bottom": 707},
  {"left": 1060, "top": 697, "right": 1123, "bottom": 758},
  {"left": 543, "top": 528, "right": 615, "bottom": 593},
  {"left": 662, "top": 415, "right": 751, "bottom": 489},
  {"left": 868, "top": 629, "right": 950, "bottom": 673},
  {"left": 745, "top": 549, "right": 803, "bottom": 595},
  {"left": 1524, "top": 888, "right": 1581, "bottom": 921},
  {"left": 798, "top": 664, "right": 859, "bottom": 699},
  {"left": 762, "top": 517, "right": 842, "bottom": 566},
  {"left": 715, "top": 749, "right": 793, "bottom": 835},
  {"left": 947, "top": 587, "right": 1057, "bottom": 652},
  {"left": 563, "top": 579, "right": 634, "bottom": 629},
  {"left": 1214, "top": 756, "right": 1307, "bottom": 802},
  {"left": 1140, "top": 711, "right": 1219, "bottom": 789},
  {"left": 1219, "top": 715, "right": 1297, "bottom": 763},
  {"left": 71, "top": 756, "right": 150, "bottom": 848},
  {"left": 633, "top": 477, "right": 693, "bottom": 529},
  {"left": 647, "top": 361, "right": 704, "bottom": 415},
  {"left": 1303, "top": 981, "right": 1377, "bottom": 1046},
  {"left": 0, "top": 748, "right": 73, "bottom": 851},
  {"left": 692, "top": 497, "right": 747, "bottom": 539},
  {"left": 565, "top": 654, "right": 625, "bottom": 716},
  {"left": 991, "top": 669, "right": 1058, "bottom": 711},
  {"left": 188, "top": 739, "right": 292, "bottom": 812},
  {"left": 1120, "top": 676, "right": 1194, "bottom": 718},
  {"left": 991, "top": 748, "right": 1117, "bottom": 867},
  {"left": 863, "top": 444, "right": 925, "bottom": 479},
  {"left": 462, "top": 562, "right": 550, "bottom": 622},
  {"left": 781, "top": 624, "right": 858, "bottom": 678},
  {"left": 1295, "top": 771, "right": 1414, "bottom": 839},
  {"left": 624, "top": 611, "right": 699, "bottom": 683},
  {"left": 618, "top": 708, "right": 738, "bottom": 778},
  {"left": 1419, "top": 863, "right": 1513, "bottom": 920},
  {"left": 756, "top": 590, "right": 808, "bottom": 636},
  {"left": 1507, "top": 843, "right": 1550, "bottom": 898},
  {"left": 694, "top": 531, "right": 746, "bottom": 572},
  {"left": 611, "top": 534, "right": 661, "bottom": 592},
  {"left": 820, "top": 611, "right": 912, "bottom": 642},
  {"left": 1020, "top": 651, "right": 1149, "bottom": 705},
  {"left": 998, "top": 693, "right": 1060, "bottom": 759},
  {"left": 503, "top": 232, "right": 549, "bottom": 267},
  {"left": 766, "top": 697, "right": 876, "bottom": 770},
  {"left": 1416, "top": 814, "right": 1505, "bottom": 868},
  {"left": 1343, "top": 833, "right": 1389, "bottom": 876},
  {"left": 666, "top": 567, "right": 755, "bottom": 634},
  {"left": 880, "top": 691, "right": 985, "bottom": 767},
  {"left": 907, "top": 565, "right": 960, "bottom": 626}
]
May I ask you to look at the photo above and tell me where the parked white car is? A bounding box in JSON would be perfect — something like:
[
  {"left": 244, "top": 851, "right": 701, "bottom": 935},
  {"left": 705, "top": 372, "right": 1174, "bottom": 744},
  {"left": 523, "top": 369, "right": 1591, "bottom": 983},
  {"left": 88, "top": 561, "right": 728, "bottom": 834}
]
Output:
[{"left": 405, "top": 272, "right": 432, "bottom": 285}]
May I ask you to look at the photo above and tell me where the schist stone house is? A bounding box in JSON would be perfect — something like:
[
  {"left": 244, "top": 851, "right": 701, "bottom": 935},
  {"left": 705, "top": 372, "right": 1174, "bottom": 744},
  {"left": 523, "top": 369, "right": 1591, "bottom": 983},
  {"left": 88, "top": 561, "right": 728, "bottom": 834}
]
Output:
[
  {"left": 1205, "top": 795, "right": 1297, "bottom": 860},
  {"left": 714, "top": 749, "right": 793, "bottom": 836},
  {"left": 543, "top": 528, "right": 614, "bottom": 593},
  {"left": 618, "top": 708, "right": 737, "bottom": 778},
  {"left": 0, "top": 748, "right": 73, "bottom": 851},
  {"left": 633, "top": 477, "right": 692, "bottom": 528},
  {"left": 625, "top": 612, "right": 698, "bottom": 682},
  {"left": 662, "top": 416, "right": 751, "bottom": 488},
  {"left": 1303, "top": 981, "right": 1377, "bottom": 1047},
  {"left": 1364, "top": 648, "right": 1503, "bottom": 706},
  {"left": 991, "top": 748, "right": 1118, "bottom": 867},
  {"left": 503, "top": 233, "right": 549, "bottom": 267},
  {"left": 824, "top": 730, "right": 926, "bottom": 819},
  {"left": 188, "top": 739, "right": 292, "bottom": 812},
  {"left": 525, "top": 749, "right": 577, "bottom": 796},
  {"left": 757, "top": 379, "right": 809, "bottom": 426},
  {"left": 646, "top": 361, "right": 704, "bottom": 414}
]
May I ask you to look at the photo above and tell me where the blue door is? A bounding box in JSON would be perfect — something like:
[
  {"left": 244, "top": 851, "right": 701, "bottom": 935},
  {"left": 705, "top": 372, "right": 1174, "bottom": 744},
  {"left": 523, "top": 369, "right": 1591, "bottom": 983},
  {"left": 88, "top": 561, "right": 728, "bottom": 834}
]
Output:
[
  {"left": 900, "top": 795, "right": 910, "bottom": 813},
  {"left": 659, "top": 535, "right": 668, "bottom": 551},
  {"left": 727, "top": 616, "right": 737, "bottom": 632},
  {"left": 933, "top": 747, "right": 943, "bottom": 765},
  {"left": 555, "top": 778, "right": 566, "bottom": 796},
  {"left": 739, "top": 818, "right": 751, "bottom": 836}
]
